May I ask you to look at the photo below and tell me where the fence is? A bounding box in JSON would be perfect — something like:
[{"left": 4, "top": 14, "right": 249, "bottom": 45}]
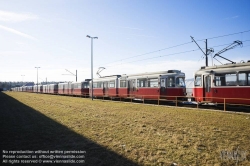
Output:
[
  {"left": 89, "top": 92, "right": 250, "bottom": 112},
  {"left": 14, "top": 91, "right": 250, "bottom": 112}
]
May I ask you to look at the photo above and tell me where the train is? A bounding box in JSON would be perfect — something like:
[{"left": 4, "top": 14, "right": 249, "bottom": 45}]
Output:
[
  {"left": 12, "top": 70, "right": 187, "bottom": 102},
  {"left": 193, "top": 60, "right": 250, "bottom": 105},
  {"left": 18, "top": 80, "right": 90, "bottom": 97},
  {"left": 11, "top": 61, "right": 250, "bottom": 106},
  {"left": 89, "top": 70, "right": 186, "bottom": 100}
]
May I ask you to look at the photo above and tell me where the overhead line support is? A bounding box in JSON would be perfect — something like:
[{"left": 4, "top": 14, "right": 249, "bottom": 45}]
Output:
[{"left": 190, "top": 36, "right": 208, "bottom": 66}]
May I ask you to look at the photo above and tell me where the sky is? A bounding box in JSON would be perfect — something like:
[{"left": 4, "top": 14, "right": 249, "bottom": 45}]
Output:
[{"left": 0, "top": 0, "right": 250, "bottom": 83}]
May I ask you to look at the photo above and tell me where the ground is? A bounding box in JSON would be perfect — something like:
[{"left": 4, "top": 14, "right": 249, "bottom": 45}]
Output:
[{"left": 1, "top": 92, "right": 250, "bottom": 166}]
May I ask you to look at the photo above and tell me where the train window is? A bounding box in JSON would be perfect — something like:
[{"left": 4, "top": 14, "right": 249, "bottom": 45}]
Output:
[
  {"left": 97, "top": 82, "right": 103, "bottom": 88},
  {"left": 194, "top": 75, "right": 201, "bottom": 86},
  {"left": 215, "top": 76, "right": 222, "bottom": 86},
  {"left": 120, "top": 80, "right": 126, "bottom": 87},
  {"left": 214, "top": 74, "right": 226, "bottom": 86},
  {"left": 225, "top": 73, "right": 237, "bottom": 86},
  {"left": 109, "top": 81, "right": 115, "bottom": 88},
  {"left": 93, "top": 82, "right": 97, "bottom": 88},
  {"left": 74, "top": 83, "right": 81, "bottom": 88},
  {"left": 238, "top": 73, "right": 247, "bottom": 86},
  {"left": 137, "top": 79, "right": 147, "bottom": 87},
  {"left": 83, "top": 82, "right": 89, "bottom": 88},
  {"left": 176, "top": 77, "right": 185, "bottom": 87},
  {"left": 167, "top": 77, "right": 175, "bottom": 87},
  {"left": 148, "top": 78, "right": 158, "bottom": 87},
  {"left": 160, "top": 78, "right": 166, "bottom": 88}
]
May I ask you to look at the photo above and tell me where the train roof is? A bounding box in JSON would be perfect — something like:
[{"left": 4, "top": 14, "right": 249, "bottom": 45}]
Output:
[
  {"left": 70, "top": 81, "right": 89, "bottom": 84},
  {"left": 46, "top": 83, "right": 59, "bottom": 85},
  {"left": 58, "top": 82, "right": 70, "bottom": 85},
  {"left": 58, "top": 81, "right": 89, "bottom": 85},
  {"left": 91, "top": 75, "right": 121, "bottom": 82},
  {"left": 98, "top": 75, "right": 121, "bottom": 78},
  {"left": 91, "top": 71, "right": 184, "bottom": 81},
  {"left": 195, "top": 61, "right": 250, "bottom": 74},
  {"left": 120, "top": 70, "right": 184, "bottom": 79}
]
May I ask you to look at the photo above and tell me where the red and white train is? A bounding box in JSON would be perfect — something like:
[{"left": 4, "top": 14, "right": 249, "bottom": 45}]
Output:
[
  {"left": 90, "top": 70, "right": 186, "bottom": 100},
  {"left": 58, "top": 81, "right": 89, "bottom": 96},
  {"left": 14, "top": 80, "right": 90, "bottom": 97},
  {"left": 11, "top": 61, "right": 250, "bottom": 106},
  {"left": 12, "top": 70, "right": 186, "bottom": 101},
  {"left": 193, "top": 61, "right": 250, "bottom": 105}
]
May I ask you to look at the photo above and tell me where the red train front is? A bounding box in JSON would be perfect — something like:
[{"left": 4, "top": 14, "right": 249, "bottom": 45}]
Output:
[{"left": 193, "top": 61, "right": 250, "bottom": 105}]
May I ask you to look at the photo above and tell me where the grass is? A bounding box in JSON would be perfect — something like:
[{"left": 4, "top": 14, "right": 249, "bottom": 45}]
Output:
[{"left": 1, "top": 91, "right": 250, "bottom": 166}]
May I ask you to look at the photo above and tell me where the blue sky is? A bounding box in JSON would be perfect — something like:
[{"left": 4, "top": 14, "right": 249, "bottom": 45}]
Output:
[{"left": 0, "top": 0, "right": 250, "bottom": 82}]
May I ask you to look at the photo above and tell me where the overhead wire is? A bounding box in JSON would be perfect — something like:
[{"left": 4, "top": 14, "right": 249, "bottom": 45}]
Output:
[
  {"left": 98, "top": 30, "right": 250, "bottom": 66},
  {"left": 197, "top": 30, "right": 250, "bottom": 41},
  {"left": 105, "top": 49, "right": 201, "bottom": 68},
  {"left": 99, "top": 41, "right": 193, "bottom": 66},
  {"left": 105, "top": 40, "right": 250, "bottom": 68}
]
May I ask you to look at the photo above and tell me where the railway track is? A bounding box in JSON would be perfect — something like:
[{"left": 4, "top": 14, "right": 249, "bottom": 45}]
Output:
[{"left": 93, "top": 96, "right": 250, "bottom": 114}]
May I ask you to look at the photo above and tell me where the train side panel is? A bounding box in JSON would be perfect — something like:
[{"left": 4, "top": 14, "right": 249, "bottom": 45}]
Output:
[
  {"left": 212, "top": 87, "right": 250, "bottom": 104},
  {"left": 134, "top": 87, "right": 159, "bottom": 99}
]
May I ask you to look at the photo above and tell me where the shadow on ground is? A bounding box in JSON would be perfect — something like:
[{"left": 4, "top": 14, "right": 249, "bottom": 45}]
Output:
[{"left": 0, "top": 92, "right": 138, "bottom": 166}]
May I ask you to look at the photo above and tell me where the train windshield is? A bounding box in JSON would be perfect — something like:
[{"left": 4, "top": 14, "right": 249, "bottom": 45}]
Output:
[
  {"left": 83, "top": 82, "right": 89, "bottom": 88},
  {"left": 194, "top": 75, "right": 201, "bottom": 86},
  {"left": 176, "top": 77, "right": 185, "bottom": 87}
]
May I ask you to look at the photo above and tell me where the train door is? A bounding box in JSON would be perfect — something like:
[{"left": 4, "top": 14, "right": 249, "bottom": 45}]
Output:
[
  {"left": 160, "top": 78, "right": 167, "bottom": 98},
  {"left": 203, "top": 75, "right": 212, "bottom": 101},
  {"left": 104, "top": 81, "right": 108, "bottom": 96},
  {"left": 128, "top": 79, "right": 136, "bottom": 97}
]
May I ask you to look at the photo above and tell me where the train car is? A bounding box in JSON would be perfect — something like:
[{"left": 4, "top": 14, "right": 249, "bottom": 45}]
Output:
[
  {"left": 38, "top": 85, "right": 43, "bottom": 93},
  {"left": 70, "top": 81, "right": 89, "bottom": 97},
  {"left": 33, "top": 85, "right": 43, "bottom": 93},
  {"left": 118, "top": 70, "right": 186, "bottom": 100},
  {"left": 33, "top": 85, "right": 37, "bottom": 92},
  {"left": 58, "top": 82, "right": 70, "bottom": 95},
  {"left": 21, "top": 86, "right": 27, "bottom": 92},
  {"left": 43, "top": 85, "right": 48, "bottom": 93},
  {"left": 27, "top": 86, "right": 33, "bottom": 92},
  {"left": 47, "top": 84, "right": 58, "bottom": 94},
  {"left": 15, "top": 87, "right": 19, "bottom": 91},
  {"left": 89, "top": 75, "right": 121, "bottom": 98},
  {"left": 58, "top": 81, "right": 90, "bottom": 96},
  {"left": 193, "top": 61, "right": 250, "bottom": 105}
]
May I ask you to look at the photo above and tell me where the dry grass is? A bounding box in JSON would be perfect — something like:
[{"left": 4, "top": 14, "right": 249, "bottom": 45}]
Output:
[{"left": 1, "top": 92, "right": 250, "bottom": 165}]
